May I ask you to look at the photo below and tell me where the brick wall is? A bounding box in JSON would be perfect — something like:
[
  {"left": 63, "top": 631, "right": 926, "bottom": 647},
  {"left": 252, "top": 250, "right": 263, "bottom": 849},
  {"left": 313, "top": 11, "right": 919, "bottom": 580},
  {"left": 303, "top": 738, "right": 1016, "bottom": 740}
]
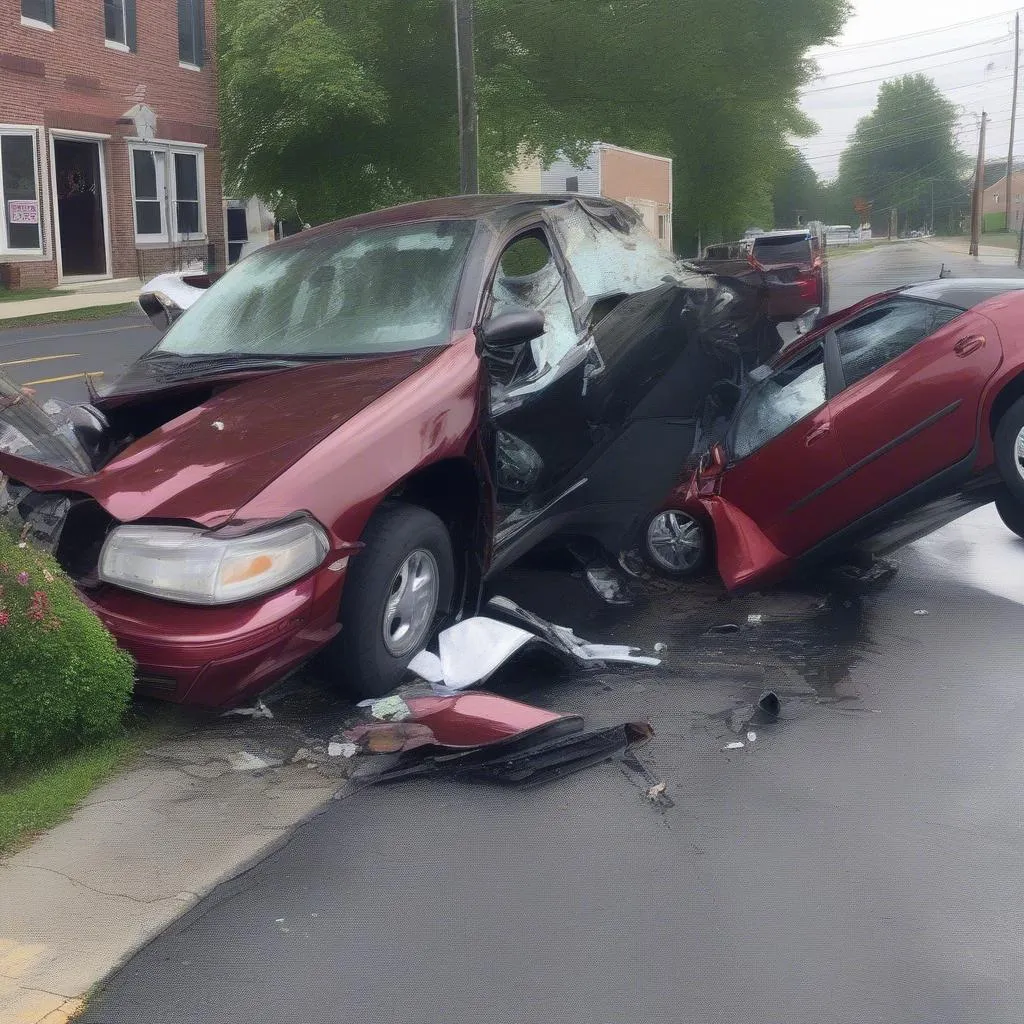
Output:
[{"left": 0, "top": 0, "right": 224, "bottom": 287}]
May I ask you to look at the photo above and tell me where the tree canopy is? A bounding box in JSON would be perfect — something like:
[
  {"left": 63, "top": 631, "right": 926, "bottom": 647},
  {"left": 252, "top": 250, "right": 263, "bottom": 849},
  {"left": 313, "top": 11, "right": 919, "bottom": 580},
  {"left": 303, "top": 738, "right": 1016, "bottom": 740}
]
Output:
[
  {"left": 219, "top": 0, "right": 849, "bottom": 250},
  {"left": 772, "top": 148, "right": 825, "bottom": 228},
  {"left": 831, "top": 74, "right": 969, "bottom": 234}
]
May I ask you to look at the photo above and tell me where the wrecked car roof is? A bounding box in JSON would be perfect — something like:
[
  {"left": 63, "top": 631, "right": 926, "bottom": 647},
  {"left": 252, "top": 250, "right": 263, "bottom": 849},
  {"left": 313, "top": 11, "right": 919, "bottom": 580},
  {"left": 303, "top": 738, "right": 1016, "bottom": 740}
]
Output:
[
  {"left": 900, "top": 278, "right": 1024, "bottom": 309},
  {"left": 273, "top": 193, "right": 636, "bottom": 249}
]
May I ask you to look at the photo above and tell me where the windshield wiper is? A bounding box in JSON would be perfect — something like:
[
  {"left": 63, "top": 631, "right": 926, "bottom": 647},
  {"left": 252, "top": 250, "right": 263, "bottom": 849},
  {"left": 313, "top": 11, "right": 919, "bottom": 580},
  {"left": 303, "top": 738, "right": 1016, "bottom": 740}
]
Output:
[{"left": 139, "top": 351, "right": 317, "bottom": 381}]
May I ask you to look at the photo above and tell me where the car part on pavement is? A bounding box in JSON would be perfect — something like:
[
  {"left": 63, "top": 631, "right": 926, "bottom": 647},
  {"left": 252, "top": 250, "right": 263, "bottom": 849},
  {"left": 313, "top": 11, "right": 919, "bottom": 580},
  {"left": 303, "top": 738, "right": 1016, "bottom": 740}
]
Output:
[
  {"left": 644, "top": 509, "right": 709, "bottom": 577},
  {"left": 758, "top": 690, "right": 781, "bottom": 719},
  {"left": 486, "top": 596, "right": 661, "bottom": 667}
]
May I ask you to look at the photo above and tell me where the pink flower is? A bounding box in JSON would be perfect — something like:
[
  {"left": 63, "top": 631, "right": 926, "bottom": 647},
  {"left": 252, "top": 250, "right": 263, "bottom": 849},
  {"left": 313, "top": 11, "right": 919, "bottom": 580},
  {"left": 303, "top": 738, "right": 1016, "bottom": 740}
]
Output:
[
  {"left": 28, "top": 590, "right": 48, "bottom": 622},
  {"left": 16, "top": 571, "right": 29, "bottom": 586},
  {"left": 0, "top": 611, "right": 8, "bottom": 628}
]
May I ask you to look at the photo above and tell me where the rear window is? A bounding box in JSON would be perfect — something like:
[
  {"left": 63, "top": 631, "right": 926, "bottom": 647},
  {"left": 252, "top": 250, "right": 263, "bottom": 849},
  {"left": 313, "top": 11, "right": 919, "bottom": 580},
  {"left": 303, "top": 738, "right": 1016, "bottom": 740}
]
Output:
[{"left": 752, "top": 236, "right": 813, "bottom": 263}]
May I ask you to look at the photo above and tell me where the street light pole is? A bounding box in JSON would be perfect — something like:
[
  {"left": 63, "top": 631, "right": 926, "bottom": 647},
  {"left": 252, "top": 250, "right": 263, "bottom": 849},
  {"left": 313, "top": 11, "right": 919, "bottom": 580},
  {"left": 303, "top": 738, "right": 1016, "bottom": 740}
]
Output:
[
  {"left": 1007, "top": 12, "right": 1020, "bottom": 232},
  {"left": 970, "top": 111, "right": 987, "bottom": 256},
  {"left": 452, "top": 0, "right": 479, "bottom": 194}
]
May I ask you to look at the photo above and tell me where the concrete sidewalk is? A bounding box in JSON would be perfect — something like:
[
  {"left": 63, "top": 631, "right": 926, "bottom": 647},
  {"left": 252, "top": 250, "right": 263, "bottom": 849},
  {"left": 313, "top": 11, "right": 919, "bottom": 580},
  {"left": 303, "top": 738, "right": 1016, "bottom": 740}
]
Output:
[
  {"left": 922, "top": 236, "right": 1021, "bottom": 262},
  {"left": 0, "top": 698, "right": 353, "bottom": 1024},
  {"left": 0, "top": 280, "right": 142, "bottom": 323}
]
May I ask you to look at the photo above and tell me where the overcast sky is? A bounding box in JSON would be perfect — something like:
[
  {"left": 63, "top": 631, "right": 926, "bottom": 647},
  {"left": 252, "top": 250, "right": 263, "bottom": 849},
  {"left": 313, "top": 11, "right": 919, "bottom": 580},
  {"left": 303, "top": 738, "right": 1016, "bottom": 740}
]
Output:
[{"left": 800, "top": 1, "right": 1023, "bottom": 180}]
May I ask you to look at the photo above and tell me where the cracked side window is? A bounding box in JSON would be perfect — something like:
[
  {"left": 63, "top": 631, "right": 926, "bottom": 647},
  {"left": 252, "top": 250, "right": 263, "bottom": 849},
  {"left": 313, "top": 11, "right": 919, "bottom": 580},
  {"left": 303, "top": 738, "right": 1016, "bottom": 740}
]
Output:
[
  {"left": 490, "top": 232, "right": 578, "bottom": 380},
  {"left": 732, "top": 346, "right": 827, "bottom": 460}
]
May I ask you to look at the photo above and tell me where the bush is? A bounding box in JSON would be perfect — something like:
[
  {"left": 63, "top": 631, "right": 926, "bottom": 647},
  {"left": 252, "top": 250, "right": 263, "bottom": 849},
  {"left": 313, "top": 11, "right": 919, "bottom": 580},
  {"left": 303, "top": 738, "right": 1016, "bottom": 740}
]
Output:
[{"left": 0, "top": 532, "right": 135, "bottom": 770}]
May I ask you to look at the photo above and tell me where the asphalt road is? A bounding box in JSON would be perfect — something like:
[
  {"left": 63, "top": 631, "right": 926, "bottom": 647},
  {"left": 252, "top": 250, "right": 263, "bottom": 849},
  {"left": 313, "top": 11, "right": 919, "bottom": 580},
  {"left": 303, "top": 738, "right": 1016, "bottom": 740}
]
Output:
[
  {"left": 0, "top": 308, "right": 157, "bottom": 405},
  {"left": 78, "top": 240, "right": 1024, "bottom": 1023}
]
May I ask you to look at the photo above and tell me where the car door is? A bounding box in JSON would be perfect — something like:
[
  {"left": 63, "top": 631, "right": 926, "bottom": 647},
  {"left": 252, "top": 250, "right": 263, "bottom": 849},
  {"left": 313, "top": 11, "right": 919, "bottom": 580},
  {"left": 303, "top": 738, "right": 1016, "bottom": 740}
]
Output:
[
  {"left": 827, "top": 297, "right": 1001, "bottom": 520},
  {"left": 717, "top": 341, "right": 848, "bottom": 556},
  {"left": 483, "top": 227, "right": 595, "bottom": 545}
]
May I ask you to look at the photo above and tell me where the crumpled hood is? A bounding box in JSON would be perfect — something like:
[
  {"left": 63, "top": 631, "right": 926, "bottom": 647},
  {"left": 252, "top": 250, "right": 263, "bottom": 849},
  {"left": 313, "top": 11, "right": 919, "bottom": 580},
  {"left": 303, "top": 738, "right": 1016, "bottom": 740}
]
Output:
[{"left": 1, "top": 351, "right": 442, "bottom": 526}]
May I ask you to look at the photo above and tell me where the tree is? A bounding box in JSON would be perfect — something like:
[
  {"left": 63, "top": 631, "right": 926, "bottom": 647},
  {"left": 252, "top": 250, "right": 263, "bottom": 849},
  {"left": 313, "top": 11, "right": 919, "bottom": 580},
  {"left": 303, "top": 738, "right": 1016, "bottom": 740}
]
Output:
[
  {"left": 773, "top": 149, "right": 823, "bottom": 227},
  {"left": 219, "top": 0, "right": 850, "bottom": 249},
  {"left": 833, "top": 74, "right": 969, "bottom": 235}
]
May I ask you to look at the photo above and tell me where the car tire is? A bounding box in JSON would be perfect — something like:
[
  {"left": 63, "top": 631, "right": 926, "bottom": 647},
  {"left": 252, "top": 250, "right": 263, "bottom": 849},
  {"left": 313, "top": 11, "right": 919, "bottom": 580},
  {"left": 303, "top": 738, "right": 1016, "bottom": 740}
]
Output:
[
  {"left": 643, "top": 509, "right": 710, "bottom": 579},
  {"left": 995, "top": 491, "right": 1024, "bottom": 540},
  {"left": 327, "top": 503, "right": 454, "bottom": 700},
  {"left": 994, "top": 396, "right": 1024, "bottom": 505}
]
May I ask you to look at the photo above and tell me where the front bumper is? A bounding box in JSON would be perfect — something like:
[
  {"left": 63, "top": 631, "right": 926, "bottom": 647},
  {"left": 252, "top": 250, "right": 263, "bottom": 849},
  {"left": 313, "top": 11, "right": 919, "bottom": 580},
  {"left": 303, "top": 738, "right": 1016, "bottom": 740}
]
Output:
[{"left": 80, "top": 570, "right": 345, "bottom": 709}]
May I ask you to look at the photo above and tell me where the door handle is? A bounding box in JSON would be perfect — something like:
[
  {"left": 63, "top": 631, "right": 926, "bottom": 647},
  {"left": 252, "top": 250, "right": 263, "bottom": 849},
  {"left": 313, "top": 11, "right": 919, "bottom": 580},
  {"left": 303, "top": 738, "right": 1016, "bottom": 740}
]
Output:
[
  {"left": 954, "top": 335, "right": 986, "bottom": 357},
  {"left": 804, "top": 423, "right": 831, "bottom": 446}
]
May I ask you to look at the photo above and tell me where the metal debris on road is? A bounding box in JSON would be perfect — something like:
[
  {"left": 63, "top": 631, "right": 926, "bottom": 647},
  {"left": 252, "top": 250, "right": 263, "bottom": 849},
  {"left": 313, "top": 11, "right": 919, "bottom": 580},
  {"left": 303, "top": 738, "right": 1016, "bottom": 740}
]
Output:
[
  {"left": 487, "top": 596, "right": 661, "bottom": 667},
  {"left": 914, "top": 609, "right": 929, "bottom": 616},
  {"left": 437, "top": 616, "right": 535, "bottom": 689},
  {"left": 327, "top": 741, "right": 358, "bottom": 758},
  {"left": 722, "top": 741, "right": 745, "bottom": 751},
  {"left": 645, "top": 781, "right": 667, "bottom": 801},
  {"left": 360, "top": 695, "right": 413, "bottom": 721},
  {"left": 221, "top": 700, "right": 274, "bottom": 720},
  {"left": 227, "top": 751, "right": 281, "bottom": 772}
]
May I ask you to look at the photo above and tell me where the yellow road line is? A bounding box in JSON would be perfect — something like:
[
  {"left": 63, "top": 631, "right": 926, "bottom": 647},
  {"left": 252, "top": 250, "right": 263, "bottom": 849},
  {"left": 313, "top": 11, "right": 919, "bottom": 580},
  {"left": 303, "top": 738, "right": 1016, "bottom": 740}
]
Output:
[
  {"left": 22, "top": 371, "right": 103, "bottom": 386},
  {"left": 0, "top": 353, "right": 78, "bottom": 368}
]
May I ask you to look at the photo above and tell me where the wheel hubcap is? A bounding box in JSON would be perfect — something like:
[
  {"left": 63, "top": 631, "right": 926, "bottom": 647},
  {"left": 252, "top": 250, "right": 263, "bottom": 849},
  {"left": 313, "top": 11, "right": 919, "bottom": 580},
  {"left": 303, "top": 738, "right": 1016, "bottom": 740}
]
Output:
[
  {"left": 382, "top": 549, "right": 439, "bottom": 657},
  {"left": 1014, "top": 426, "right": 1024, "bottom": 483},
  {"left": 647, "top": 511, "right": 705, "bottom": 572}
]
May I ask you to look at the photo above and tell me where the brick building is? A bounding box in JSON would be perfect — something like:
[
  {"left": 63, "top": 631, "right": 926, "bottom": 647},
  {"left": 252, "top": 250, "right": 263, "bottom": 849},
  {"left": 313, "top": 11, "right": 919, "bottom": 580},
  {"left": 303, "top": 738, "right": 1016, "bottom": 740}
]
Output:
[{"left": 0, "top": 0, "right": 224, "bottom": 288}]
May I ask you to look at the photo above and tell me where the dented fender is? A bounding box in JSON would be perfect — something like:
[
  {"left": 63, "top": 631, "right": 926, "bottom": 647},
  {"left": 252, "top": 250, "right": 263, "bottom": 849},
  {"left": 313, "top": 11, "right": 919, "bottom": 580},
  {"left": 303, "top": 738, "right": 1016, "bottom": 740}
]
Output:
[{"left": 695, "top": 494, "right": 790, "bottom": 591}]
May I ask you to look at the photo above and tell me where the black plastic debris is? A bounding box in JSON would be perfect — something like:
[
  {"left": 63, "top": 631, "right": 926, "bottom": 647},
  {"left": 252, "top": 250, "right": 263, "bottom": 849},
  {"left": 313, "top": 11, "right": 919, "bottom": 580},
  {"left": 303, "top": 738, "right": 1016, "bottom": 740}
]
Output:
[
  {"left": 372, "top": 720, "right": 653, "bottom": 789},
  {"left": 758, "top": 690, "right": 781, "bottom": 719},
  {"left": 707, "top": 622, "right": 741, "bottom": 635}
]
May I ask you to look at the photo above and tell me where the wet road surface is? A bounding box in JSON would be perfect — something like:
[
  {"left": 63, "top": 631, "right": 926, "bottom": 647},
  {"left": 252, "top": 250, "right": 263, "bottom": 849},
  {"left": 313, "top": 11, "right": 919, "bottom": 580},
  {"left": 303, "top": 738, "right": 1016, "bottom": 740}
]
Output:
[{"left": 79, "top": 241, "right": 1024, "bottom": 1022}]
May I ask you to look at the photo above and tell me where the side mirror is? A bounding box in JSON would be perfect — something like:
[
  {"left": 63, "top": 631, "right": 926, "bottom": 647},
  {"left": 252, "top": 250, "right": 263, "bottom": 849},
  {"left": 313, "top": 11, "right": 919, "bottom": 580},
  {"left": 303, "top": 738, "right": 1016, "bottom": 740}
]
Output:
[
  {"left": 138, "top": 291, "right": 185, "bottom": 331},
  {"left": 478, "top": 309, "right": 546, "bottom": 350}
]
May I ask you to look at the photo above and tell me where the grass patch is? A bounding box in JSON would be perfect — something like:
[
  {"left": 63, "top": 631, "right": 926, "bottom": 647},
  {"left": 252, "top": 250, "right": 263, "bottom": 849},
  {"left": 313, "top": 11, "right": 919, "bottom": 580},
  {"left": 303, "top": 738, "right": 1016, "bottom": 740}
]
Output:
[
  {"left": 0, "top": 302, "right": 139, "bottom": 330},
  {"left": 0, "top": 286, "right": 71, "bottom": 303},
  {"left": 979, "top": 231, "right": 1022, "bottom": 250},
  {"left": 0, "top": 706, "right": 185, "bottom": 856}
]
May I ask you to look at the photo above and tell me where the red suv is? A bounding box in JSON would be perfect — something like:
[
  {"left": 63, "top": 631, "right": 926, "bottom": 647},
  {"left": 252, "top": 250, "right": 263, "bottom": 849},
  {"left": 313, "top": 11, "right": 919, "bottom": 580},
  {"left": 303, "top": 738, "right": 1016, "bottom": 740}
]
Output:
[{"left": 643, "top": 279, "right": 1024, "bottom": 590}]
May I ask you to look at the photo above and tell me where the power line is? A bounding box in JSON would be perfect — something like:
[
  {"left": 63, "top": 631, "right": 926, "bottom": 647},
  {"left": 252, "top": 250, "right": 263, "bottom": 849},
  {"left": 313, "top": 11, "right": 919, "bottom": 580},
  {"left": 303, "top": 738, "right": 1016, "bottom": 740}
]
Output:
[
  {"left": 807, "top": 7, "right": 1021, "bottom": 56},
  {"left": 811, "top": 35, "right": 1010, "bottom": 78},
  {"left": 804, "top": 64, "right": 1014, "bottom": 95}
]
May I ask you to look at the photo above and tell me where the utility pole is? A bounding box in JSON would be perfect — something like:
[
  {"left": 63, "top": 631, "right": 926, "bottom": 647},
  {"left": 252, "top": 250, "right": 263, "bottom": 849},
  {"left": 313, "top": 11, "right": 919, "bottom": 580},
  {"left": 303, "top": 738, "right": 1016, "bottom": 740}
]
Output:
[
  {"left": 1007, "top": 12, "right": 1020, "bottom": 231},
  {"left": 970, "top": 111, "right": 987, "bottom": 256},
  {"left": 930, "top": 178, "right": 935, "bottom": 234},
  {"left": 452, "top": 0, "right": 479, "bottom": 194}
]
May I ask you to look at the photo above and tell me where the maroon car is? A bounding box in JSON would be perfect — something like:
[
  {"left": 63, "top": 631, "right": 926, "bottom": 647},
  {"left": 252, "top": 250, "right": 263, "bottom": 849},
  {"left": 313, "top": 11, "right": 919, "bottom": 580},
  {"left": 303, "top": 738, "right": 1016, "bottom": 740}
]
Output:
[
  {"left": 641, "top": 279, "right": 1024, "bottom": 590},
  {"left": 0, "top": 195, "right": 772, "bottom": 707}
]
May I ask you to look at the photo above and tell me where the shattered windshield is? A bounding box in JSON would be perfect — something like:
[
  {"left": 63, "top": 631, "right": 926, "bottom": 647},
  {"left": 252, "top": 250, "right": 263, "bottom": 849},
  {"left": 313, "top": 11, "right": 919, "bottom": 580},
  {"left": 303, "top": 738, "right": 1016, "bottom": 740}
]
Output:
[{"left": 152, "top": 220, "right": 476, "bottom": 360}]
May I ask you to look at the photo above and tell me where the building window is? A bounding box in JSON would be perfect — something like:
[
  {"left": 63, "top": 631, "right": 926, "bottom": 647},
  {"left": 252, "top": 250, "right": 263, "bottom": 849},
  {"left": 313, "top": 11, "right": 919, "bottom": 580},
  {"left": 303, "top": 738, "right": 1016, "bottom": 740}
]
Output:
[
  {"left": 178, "top": 0, "right": 204, "bottom": 67},
  {"left": 21, "top": 0, "right": 55, "bottom": 28},
  {"left": 130, "top": 143, "right": 205, "bottom": 243},
  {"left": 226, "top": 205, "right": 248, "bottom": 264},
  {"left": 173, "top": 152, "right": 200, "bottom": 236},
  {"left": 658, "top": 214, "right": 667, "bottom": 240},
  {"left": 0, "top": 130, "right": 43, "bottom": 255},
  {"left": 104, "top": 0, "right": 136, "bottom": 50},
  {"left": 565, "top": 176, "right": 579, "bottom": 193}
]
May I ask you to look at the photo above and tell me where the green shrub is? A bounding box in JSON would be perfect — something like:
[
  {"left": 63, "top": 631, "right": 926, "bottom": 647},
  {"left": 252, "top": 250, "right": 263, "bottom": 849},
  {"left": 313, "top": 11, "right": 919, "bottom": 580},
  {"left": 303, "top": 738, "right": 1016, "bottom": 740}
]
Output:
[{"left": 0, "top": 532, "right": 135, "bottom": 770}]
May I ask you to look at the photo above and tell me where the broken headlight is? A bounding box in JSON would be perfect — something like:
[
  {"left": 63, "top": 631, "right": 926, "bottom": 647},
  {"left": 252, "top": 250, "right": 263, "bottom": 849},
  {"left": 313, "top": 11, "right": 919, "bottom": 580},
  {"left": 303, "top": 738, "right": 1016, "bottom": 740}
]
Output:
[{"left": 98, "top": 517, "right": 330, "bottom": 605}]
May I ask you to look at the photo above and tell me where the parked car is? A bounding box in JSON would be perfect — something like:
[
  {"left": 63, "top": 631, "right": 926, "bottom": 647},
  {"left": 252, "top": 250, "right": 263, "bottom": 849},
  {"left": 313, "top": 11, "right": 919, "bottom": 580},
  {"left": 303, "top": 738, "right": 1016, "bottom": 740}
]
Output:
[
  {"left": 642, "top": 279, "right": 1024, "bottom": 589},
  {"left": 693, "top": 227, "right": 828, "bottom": 321},
  {"left": 0, "top": 194, "right": 777, "bottom": 708}
]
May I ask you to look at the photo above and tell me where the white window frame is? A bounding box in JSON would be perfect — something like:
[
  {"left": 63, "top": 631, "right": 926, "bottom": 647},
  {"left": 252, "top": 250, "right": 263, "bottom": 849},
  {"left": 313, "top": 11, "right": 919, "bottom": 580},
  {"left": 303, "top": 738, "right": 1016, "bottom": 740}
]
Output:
[
  {"left": 128, "top": 140, "right": 206, "bottom": 244},
  {"left": 0, "top": 125, "right": 45, "bottom": 257},
  {"left": 104, "top": 0, "right": 129, "bottom": 48}
]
